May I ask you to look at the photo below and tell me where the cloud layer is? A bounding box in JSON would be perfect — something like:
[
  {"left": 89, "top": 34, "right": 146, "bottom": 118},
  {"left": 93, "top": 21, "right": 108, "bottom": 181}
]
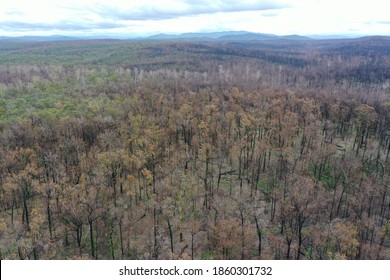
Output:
[
  {"left": 0, "top": 21, "right": 125, "bottom": 32},
  {"left": 90, "top": 0, "right": 287, "bottom": 21},
  {"left": 0, "top": 0, "right": 388, "bottom": 37}
]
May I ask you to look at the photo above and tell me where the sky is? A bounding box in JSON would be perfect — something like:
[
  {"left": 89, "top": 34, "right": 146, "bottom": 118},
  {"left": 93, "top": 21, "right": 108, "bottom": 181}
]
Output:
[{"left": 0, "top": 0, "right": 389, "bottom": 37}]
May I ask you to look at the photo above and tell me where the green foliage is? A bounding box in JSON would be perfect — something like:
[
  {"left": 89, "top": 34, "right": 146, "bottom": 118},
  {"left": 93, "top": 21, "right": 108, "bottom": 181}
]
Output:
[
  {"left": 308, "top": 161, "right": 346, "bottom": 189},
  {"left": 200, "top": 251, "right": 214, "bottom": 260},
  {"left": 257, "top": 177, "right": 270, "bottom": 194},
  {"left": 0, "top": 99, "right": 7, "bottom": 116}
]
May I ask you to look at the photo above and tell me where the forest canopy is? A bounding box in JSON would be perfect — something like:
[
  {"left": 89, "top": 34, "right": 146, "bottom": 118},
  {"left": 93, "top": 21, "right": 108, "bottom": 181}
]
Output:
[{"left": 0, "top": 37, "right": 389, "bottom": 260}]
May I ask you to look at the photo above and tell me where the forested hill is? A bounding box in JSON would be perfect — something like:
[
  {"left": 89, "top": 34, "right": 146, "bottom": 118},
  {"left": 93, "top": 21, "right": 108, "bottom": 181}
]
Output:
[
  {"left": 0, "top": 37, "right": 389, "bottom": 260},
  {"left": 1, "top": 37, "right": 389, "bottom": 89}
]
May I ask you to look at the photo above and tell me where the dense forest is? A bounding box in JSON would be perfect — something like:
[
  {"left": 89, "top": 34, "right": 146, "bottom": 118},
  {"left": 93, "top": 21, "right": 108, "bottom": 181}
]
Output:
[{"left": 0, "top": 37, "right": 389, "bottom": 260}]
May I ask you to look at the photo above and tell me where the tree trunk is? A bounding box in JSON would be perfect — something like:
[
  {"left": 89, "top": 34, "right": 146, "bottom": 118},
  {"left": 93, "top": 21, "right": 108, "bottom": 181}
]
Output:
[
  {"left": 89, "top": 220, "right": 95, "bottom": 259},
  {"left": 254, "top": 215, "right": 262, "bottom": 257},
  {"left": 119, "top": 219, "right": 124, "bottom": 259},
  {"left": 167, "top": 217, "right": 174, "bottom": 255},
  {"left": 47, "top": 197, "right": 53, "bottom": 239}
]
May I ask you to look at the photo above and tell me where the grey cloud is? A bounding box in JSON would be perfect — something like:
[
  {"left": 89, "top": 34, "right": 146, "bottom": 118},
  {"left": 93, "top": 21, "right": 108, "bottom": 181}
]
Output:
[
  {"left": 95, "top": 0, "right": 289, "bottom": 21},
  {"left": 261, "top": 12, "right": 279, "bottom": 17},
  {"left": 0, "top": 1, "right": 291, "bottom": 34},
  {"left": 0, "top": 21, "right": 125, "bottom": 31}
]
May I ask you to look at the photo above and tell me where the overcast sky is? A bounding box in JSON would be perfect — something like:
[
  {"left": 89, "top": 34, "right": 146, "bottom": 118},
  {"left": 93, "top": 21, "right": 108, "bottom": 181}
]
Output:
[{"left": 0, "top": 0, "right": 389, "bottom": 37}]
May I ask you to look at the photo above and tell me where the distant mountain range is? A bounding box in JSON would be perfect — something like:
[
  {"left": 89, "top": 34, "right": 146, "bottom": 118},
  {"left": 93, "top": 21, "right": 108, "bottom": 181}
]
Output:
[
  {"left": 0, "top": 31, "right": 387, "bottom": 42},
  {"left": 146, "top": 31, "right": 312, "bottom": 41}
]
